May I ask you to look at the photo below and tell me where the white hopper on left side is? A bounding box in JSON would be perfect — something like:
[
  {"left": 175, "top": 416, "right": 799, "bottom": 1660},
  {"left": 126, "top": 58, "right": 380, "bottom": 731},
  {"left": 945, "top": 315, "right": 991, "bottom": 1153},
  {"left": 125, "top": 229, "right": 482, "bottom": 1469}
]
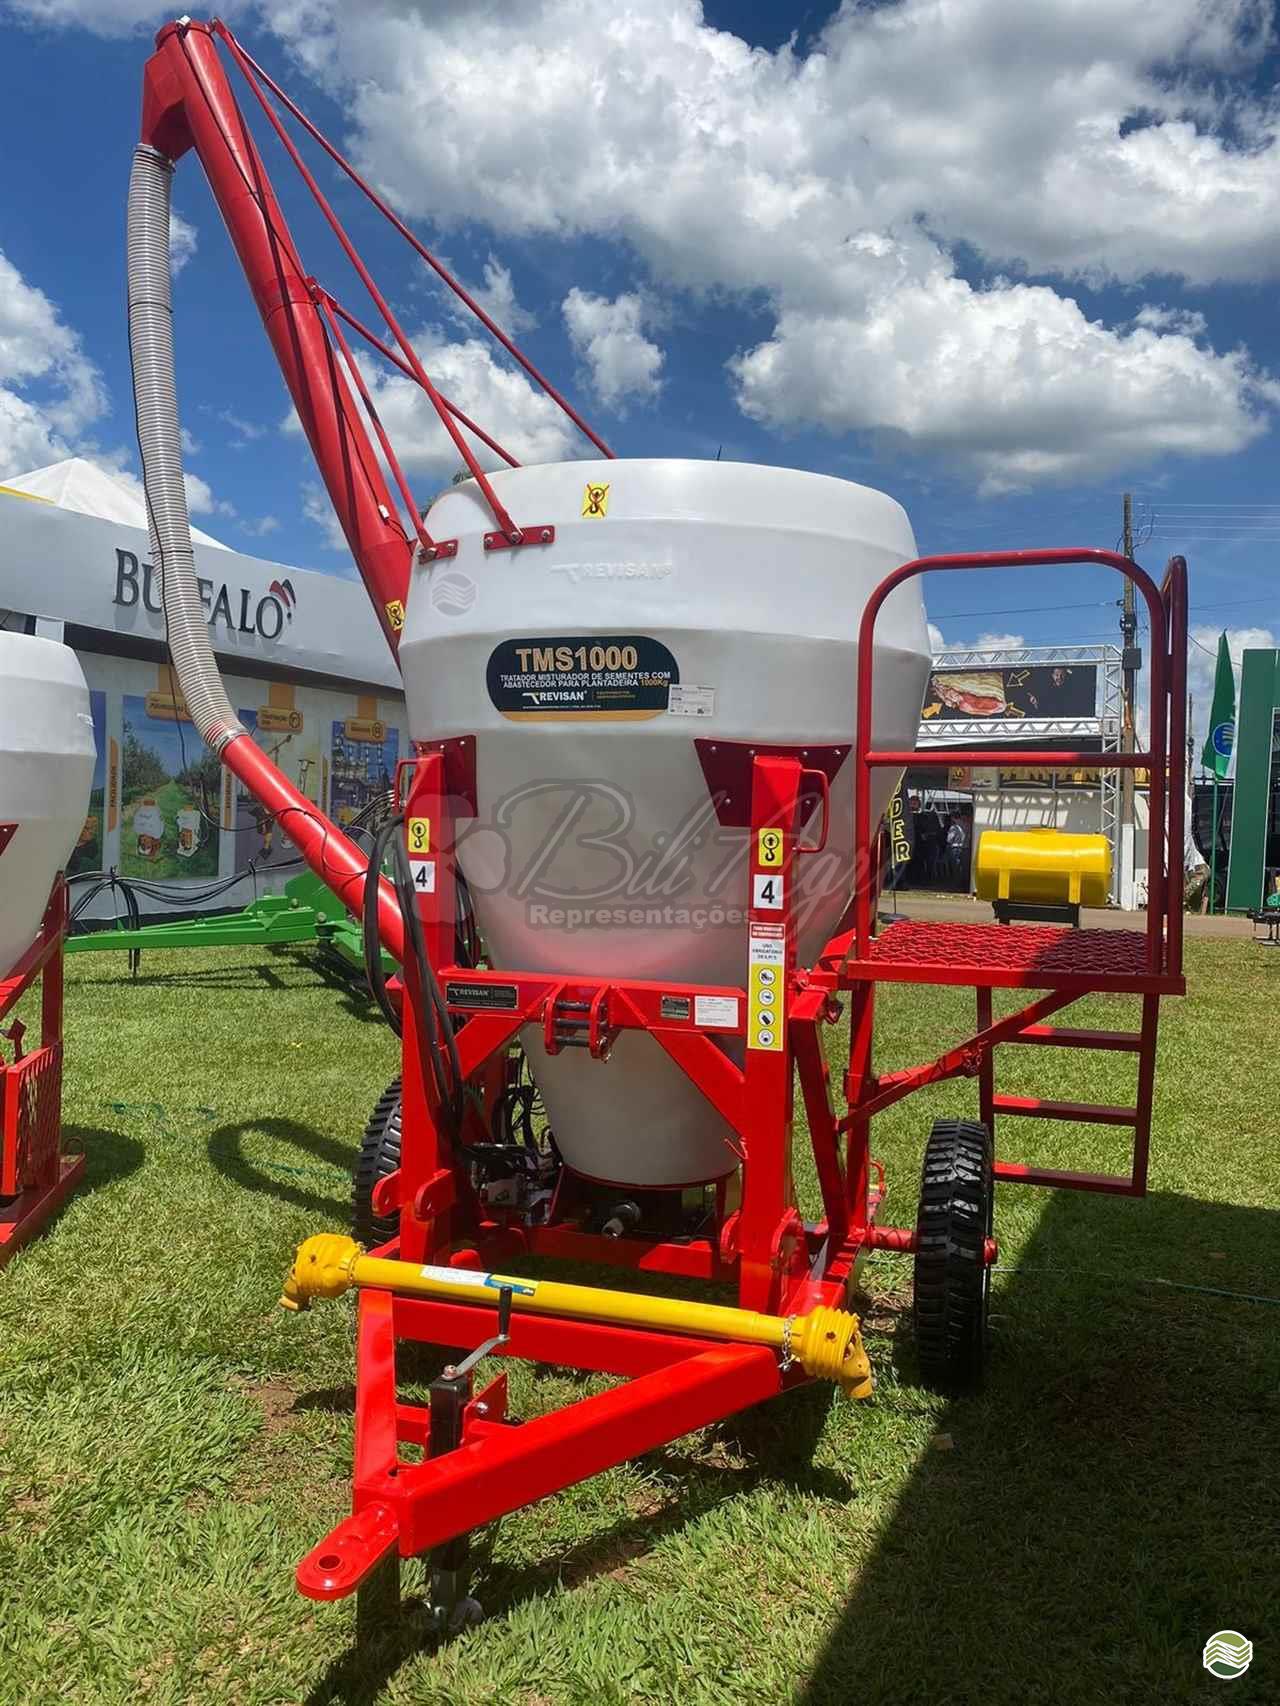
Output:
[{"left": 0, "top": 634, "right": 95, "bottom": 973}]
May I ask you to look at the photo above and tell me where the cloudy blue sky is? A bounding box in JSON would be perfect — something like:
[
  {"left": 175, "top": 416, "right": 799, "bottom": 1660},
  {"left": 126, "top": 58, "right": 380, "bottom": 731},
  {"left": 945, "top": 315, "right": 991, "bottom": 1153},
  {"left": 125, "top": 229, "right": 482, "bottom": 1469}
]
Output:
[{"left": 2, "top": 0, "right": 1278, "bottom": 742}]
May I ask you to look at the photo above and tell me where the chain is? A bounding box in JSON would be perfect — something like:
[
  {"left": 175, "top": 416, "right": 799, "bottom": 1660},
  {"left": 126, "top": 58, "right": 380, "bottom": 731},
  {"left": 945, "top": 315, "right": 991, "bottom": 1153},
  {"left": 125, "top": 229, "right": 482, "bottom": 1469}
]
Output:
[{"left": 779, "top": 1315, "right": 796, "bottom": 1371}]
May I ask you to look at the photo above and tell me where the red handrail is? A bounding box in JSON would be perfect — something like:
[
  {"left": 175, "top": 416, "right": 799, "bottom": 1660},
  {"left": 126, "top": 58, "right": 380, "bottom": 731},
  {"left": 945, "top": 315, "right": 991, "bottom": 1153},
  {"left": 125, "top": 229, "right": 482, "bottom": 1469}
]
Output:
[
  {"left": 1161, "top": 556, "right": 1188, "bottom": 974},
  {"left": 854, "top": 549, "right": 1175, "bottom": 972}
]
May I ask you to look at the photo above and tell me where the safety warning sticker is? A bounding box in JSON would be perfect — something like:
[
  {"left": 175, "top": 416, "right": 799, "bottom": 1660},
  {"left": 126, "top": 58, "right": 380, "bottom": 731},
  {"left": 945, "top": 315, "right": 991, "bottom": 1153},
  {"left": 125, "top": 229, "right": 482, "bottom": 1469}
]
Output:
[
  {"left": 420, "top": 1265, "right": 537, "bottom": 1296},
  {"left": 487, "top": 635, "right": 679, "bottom": 720},
  {"left": 747, "top": 921, "right": 786, "bottom": 1052},
  {"left": 758, "top": 828, "right": 785, "bottom": 867},
  {"left": 581, "top": 481, "right": 610, "bottom": 518}
]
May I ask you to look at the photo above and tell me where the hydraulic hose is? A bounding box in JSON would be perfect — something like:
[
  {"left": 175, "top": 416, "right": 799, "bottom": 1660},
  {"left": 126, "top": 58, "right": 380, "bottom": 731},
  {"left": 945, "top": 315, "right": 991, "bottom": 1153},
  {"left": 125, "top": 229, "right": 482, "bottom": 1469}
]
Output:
[{"left": 125, "top": 142, "right": 404, "bottom": 963}]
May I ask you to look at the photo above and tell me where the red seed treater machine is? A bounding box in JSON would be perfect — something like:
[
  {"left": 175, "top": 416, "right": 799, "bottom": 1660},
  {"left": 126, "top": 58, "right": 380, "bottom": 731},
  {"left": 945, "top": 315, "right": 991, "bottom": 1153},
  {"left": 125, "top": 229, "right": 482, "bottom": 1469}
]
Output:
[{"left": 127, "top": 18, "right": 1188, "bottom": 1632}]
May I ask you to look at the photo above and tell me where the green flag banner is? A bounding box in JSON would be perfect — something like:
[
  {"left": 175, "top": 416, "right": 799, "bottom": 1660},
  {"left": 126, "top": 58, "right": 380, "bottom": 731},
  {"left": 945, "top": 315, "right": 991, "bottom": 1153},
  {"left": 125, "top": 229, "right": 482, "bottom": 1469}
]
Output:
[{"left": 1201, "top": 632, "right": 1236, "bottom": 779}]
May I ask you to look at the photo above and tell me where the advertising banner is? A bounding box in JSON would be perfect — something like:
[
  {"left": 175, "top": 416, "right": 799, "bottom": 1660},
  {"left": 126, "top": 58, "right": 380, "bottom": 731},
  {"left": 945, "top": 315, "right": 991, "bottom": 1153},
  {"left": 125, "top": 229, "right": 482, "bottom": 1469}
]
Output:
[
  {"left": 67, "top": 689, "right": 108, "bottom": 877},
  {"left": 235, "top": 685, "right": 321, "bottom": 870},
  {"left": 331, "top": 699, "right": 399, "bottom": 825},
  {"left": 120, "top": 672, "right": 221, "bottom": 878},
  {"left": 923, "top": 664, "right": 1097, "bottom": 721}
]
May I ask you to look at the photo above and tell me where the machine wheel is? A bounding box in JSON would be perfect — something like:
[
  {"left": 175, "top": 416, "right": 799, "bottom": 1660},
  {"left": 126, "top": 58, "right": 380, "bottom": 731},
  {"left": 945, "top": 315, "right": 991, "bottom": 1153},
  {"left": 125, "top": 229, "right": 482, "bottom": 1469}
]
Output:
[
  {"left": 353, "top": 1077, "right": 402, "bottom": 1247},
  {"left": 912, "top": 1118, "right": 994, "bottom": 1393}
]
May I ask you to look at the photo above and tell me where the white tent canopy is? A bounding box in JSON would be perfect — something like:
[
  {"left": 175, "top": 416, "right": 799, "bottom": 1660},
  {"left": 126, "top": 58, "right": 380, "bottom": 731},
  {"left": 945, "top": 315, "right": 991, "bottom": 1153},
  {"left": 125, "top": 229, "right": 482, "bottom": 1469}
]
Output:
[{"left": 0, "top": 457, "right": 228, "bottom": 550}]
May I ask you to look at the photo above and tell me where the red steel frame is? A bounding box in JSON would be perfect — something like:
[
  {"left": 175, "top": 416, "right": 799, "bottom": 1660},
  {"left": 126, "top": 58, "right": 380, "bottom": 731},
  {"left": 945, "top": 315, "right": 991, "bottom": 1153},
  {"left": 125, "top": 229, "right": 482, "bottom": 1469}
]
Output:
[
  {"left": 0, "top": 880, "right": 83, "bottom": 1268},
  {"left": 296, "top": 549, "right": 1185, "bottom": 1603},
  {"left": 295, "top": 748, "right": 874, "bottom": 1603},
  {"left": 132, "top": 20, "right": 1189, "bottom": 1612}
]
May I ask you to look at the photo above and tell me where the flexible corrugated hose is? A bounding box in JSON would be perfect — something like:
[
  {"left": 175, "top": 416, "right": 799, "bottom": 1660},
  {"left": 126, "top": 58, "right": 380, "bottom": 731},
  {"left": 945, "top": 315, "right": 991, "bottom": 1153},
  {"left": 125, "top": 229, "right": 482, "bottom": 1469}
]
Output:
[{"left": 126, "top": 142, "right": 244, "bottom": 753}]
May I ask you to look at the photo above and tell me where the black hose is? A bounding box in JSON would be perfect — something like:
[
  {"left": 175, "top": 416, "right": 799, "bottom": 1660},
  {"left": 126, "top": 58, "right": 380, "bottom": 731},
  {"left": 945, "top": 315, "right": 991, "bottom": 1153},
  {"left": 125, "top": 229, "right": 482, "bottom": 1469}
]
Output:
[
  {"left": 388, "top": 827, "right": 465, "bottom": 1142},
  {"left": 362, "top": 815, "right": 403, "bottom": 1037}
]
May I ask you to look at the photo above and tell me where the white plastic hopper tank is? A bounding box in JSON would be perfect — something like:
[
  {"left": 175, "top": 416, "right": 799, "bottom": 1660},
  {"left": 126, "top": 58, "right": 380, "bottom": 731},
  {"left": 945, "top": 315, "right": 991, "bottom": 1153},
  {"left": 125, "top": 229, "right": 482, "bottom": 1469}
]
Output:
[
  {"left": 0, "top": 634, "right": 95, "bottom": 974},
  {"left": 401, "top": 460, "right": 930, "bottom": 1188}
]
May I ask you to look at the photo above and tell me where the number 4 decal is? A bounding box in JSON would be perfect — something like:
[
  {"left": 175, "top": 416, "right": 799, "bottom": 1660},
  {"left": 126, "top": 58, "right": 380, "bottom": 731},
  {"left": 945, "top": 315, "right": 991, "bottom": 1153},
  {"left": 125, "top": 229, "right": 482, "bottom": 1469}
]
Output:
[
  {"left": 409, "top": 858, "right": 436, "bottom": 893},
  {"left": 753, "top": 873, "right": 784, "bottom": 910}
]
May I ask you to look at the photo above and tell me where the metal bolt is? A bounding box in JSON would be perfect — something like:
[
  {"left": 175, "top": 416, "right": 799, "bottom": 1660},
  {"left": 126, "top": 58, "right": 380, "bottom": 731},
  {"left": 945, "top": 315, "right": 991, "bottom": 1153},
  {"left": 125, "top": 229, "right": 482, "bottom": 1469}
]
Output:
[
  {"left": 422, "top": 547, "right": 436, "bottom": 562},
  {"left": 443, "top": 1364, "right": 458, "bottom": 1379},
  {"left": 510, "top": 529, "right": 524, "bottom": 546},
  {"left": 540, "top": 528, "right": 552, "bottom": 542},
  {"left": 474, "top": 1401, "right": 489, "bottom": 1416}
]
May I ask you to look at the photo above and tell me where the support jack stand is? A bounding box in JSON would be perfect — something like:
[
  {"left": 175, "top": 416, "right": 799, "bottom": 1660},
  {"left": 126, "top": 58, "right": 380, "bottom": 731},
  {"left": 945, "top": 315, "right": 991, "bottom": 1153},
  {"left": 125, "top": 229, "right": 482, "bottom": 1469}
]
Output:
[{"left": 425, "top": 1285, "right": 514, "bottom": 1634}]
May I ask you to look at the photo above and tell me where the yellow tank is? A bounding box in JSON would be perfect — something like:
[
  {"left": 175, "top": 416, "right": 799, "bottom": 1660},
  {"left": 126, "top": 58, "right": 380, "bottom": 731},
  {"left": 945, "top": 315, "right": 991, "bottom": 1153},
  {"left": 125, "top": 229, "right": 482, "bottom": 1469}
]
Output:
[{"left": 974, "top": 827, "right": 1111, "bottom": 909}]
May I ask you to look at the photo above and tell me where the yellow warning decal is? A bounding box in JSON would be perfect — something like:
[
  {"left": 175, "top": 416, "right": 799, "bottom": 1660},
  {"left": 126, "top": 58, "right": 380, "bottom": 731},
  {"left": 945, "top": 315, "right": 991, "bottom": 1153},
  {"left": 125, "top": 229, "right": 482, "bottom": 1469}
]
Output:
[
  {"left": 581, "top": 481, "right": 610, "bottom": 519},
  {"left": 747, "top": 923, "right": 786, "bottom": 1051},
  {"left": 407, "top": 816, "right": 430, "bottom": 855},
  {"left": 384, "top": 599, "right": 406, "bottom": 632},
  {"left": 758, "top": 828, "right": 785, "bottom": 868}
]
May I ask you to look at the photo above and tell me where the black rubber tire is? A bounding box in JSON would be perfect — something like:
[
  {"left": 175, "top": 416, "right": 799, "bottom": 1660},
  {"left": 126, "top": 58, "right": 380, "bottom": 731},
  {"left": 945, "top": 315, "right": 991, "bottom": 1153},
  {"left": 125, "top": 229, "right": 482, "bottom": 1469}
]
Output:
[
  {"left": 912, "top": 1118, "right": 994, "bottom": 1393},
  {"left": 353, "top": 1077, "right": 402, "bottom": 1248}
]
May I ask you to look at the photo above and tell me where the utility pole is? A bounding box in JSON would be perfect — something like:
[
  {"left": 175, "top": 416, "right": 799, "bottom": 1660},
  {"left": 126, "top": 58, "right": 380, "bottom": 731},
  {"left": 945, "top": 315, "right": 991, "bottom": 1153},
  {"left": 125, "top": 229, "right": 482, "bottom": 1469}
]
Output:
[
  {"left": 1186, "top": 692, "right": 1195, "bottom": 783},
  {"left": 1119, "top": 494, "right": 1139, "bottom": 908}
]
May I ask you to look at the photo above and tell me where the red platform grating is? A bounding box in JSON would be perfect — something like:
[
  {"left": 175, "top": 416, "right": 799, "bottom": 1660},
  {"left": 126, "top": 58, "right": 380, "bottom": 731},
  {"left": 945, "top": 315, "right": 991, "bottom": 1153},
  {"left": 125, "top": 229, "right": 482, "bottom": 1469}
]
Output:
[
  {"left": 863, "top": 920, "right": 1157, "bottom": 981},
  {"left": 1, "top": 1043, "right": 63, "bottom": 1198}
]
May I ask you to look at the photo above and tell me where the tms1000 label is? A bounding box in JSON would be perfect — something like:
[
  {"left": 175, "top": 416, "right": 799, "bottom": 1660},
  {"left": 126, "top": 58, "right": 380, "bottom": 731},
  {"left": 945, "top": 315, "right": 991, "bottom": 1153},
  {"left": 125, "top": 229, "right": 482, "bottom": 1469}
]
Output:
[{"left": 487, "top": 636, "right": 678, "bottom": 720}]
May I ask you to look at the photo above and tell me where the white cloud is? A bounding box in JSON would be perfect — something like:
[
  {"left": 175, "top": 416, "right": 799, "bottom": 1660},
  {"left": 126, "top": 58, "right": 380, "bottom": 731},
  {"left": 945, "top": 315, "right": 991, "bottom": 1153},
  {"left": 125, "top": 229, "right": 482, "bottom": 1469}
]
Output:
[
  {"left": 451, "top": 258, "right": 536, "bottom": 337},
  {"left": 169, "top": 211, "right": 198, "bottom": 276},
  {"left": 926, "top": 622, "right": 1027, "bottom": 653},
  {"left": 262, "top": 0, "right": 1280, "bottom": 490},
  {"left": 8, "top": 0, "right": 248, "bottom": 33},
  {"left": 183, "top": 470, "right": 236, "bottom": 519},
  {"left": 285, "top": 326, "right": 578, "bottom": 491},
  {"left": 730, "top": 272, "right": 1274, "bottom": 493},
  {"left": 244, "top": 513, "right": 281, "bottom": 536},
  {"left": 1189, "top": 622, "right": 1276, "bottom": 766},
  {"left": 562, "top": 289, "right": 664, "bottom": 410},
  {"left": 1133, "top": 306, "right": 1209, "bottom": 338},
  {"left": 814, "top": 0, "right": 1280, "bottom": 289},
  {"left": 0, "top": 248, "right": 106, "bottom": 478},
  {"left": 302, "top": 481, "right": 348, "bottom": 551},
  {"left": 212, "top": 406, "right": 266, "bottom": 448}
]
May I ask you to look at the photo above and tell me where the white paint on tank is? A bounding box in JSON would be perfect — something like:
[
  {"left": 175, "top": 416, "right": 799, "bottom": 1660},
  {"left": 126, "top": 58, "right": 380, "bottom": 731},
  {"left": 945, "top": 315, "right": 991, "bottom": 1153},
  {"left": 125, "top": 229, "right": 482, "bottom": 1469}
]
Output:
[
  {"left": 0, "top": 634, "right": 94, "bottom": 973},
  {"left": 401, "top": 460, "right": 930, "bottom": 1188}
]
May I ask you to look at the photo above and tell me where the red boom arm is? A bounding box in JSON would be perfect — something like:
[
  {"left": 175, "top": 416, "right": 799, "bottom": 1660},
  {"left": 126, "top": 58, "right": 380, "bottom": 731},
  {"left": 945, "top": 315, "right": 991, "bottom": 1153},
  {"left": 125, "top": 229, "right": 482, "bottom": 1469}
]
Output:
[{"left": 140, "top": 19, "right": 412, "bottom": 655}]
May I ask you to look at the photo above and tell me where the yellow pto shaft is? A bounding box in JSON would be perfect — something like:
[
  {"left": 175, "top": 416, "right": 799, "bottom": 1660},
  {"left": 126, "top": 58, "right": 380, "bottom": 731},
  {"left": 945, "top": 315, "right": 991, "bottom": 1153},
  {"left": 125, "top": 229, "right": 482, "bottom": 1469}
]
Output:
[{"left": 281, "top": 1233, "right": 873, "bottom": 1399}]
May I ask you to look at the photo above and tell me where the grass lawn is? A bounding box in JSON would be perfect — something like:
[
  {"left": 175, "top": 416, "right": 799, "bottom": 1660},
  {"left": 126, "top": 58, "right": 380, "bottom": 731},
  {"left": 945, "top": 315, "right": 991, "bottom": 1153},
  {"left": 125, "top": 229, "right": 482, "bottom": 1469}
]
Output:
[{"left": 0, "top": 937, "right": 1276, "bottom": 1705}]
